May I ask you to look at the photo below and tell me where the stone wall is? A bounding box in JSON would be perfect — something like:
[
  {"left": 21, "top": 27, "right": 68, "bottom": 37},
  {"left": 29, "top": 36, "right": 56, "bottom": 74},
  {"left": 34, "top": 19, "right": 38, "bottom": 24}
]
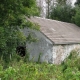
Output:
[
  {"left": 52, "top": 44, "right": 80, "bottom": 64},
  {"left": 22, "top": 28, "right": 53, "bottom": 63},
  {"left": 22, "top": 28, "right": 80, "bottom": 64}
]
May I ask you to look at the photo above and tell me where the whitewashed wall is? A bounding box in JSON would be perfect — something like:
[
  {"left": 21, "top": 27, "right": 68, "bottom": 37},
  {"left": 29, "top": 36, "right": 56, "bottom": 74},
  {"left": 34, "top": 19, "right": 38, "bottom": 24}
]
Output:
[
  {"left": 22, "top": 28, "right": 53, "bottom": 63},
  {"left": 52, "top": 44, "right": 80, "bottom": 64},
  {"left": 22, "top": 28, "right": 80, "bottom": 64}
]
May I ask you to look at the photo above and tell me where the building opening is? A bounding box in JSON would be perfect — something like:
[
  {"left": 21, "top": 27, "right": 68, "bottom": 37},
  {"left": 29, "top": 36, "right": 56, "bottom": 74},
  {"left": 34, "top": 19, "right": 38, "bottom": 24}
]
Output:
[{"left": 16, "top": 46, "right": 26, "bottom": 57}]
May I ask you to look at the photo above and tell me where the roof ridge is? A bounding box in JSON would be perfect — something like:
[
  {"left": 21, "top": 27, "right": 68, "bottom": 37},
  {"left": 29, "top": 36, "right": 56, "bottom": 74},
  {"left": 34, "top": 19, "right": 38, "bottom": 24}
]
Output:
[{"left": 32, "top": 16, "right": 75, "bottom": 25}]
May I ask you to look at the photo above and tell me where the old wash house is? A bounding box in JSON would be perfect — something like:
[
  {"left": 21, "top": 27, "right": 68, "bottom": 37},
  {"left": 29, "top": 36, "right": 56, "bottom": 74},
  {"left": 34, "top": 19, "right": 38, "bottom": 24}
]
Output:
[{"left": 21, "top": 17, "right": 80, "bottom": 64}]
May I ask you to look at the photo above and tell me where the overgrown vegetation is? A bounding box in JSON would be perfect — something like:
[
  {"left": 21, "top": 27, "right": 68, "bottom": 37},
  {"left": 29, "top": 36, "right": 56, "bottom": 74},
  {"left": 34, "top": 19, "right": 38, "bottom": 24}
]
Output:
[
  {"left": 0, "top": 0, "right": 39, "bottom": 62},
  {"left": 0, "top": 50, "right": 80, "bottom": 80},
  {"left": 0, "top": 0, "right": 80, "bottom": 80}
]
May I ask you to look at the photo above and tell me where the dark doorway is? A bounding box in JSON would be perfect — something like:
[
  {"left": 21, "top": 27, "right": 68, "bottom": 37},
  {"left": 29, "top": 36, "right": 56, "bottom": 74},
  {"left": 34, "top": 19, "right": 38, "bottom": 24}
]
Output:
[{"left": 16, "top": 46, "right": 26, "bottom": 57}]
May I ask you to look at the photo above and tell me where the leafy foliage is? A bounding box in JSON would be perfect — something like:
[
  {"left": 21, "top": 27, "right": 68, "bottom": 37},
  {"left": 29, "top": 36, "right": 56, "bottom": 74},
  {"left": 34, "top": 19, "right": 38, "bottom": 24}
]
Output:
[
  {"left": 56, "top": 0, "right": 67, "bottom": 5},
  {"left": 46, "top": 0, "right": 53, "bottom": 18},
  {"left": 75, "top": 0, "right": 80, "bottom": 6},
  {"left": 0, "top": 0, "right": 39, "bottom": 62},
  {"left": 0, "top": 50, "right": 80, "bottom": 80},
  {"left": 50, "top": 4, "right": 76, "bottom": 23},
  {"left": 49, "top": 0, "right": 80, "bottom": 25},
  {"left": 72, "top": 7, "right": 80, "bottom": 26}
]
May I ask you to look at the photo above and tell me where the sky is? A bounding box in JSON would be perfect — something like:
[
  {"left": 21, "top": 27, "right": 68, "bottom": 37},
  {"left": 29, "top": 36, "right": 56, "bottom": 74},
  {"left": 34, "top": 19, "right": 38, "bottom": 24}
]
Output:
[{"left": 72, "top": 0, "right": 76, "bottom": 6}]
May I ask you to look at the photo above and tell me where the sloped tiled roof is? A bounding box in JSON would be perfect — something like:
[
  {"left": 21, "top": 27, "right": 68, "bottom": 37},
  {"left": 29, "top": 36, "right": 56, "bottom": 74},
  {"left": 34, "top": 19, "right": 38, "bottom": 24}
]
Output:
[{"left": 29, "top": 17, "right": 80, "bottom": 44}]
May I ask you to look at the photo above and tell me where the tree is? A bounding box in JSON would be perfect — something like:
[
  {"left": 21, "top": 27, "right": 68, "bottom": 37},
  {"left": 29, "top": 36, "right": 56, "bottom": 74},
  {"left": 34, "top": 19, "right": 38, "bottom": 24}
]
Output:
[
  {"left": 73, "top": 7, "right": 80, "bottom": 26},
  {"left": 56, "top": 0, "right": 67, "bottom": 5},
  {"left": 0, "top": 0, "right": 39, "bottom": 62},
  {"left": 49, "top": 0, "right": 76, "bottom": 23},
  {"left": 46, "top": 0, "right": 52, "bottom": 18},
  {"left": 75, "top": 0, "right": 80, "bottom": 6},
  {"left": 72, "top": 0, "right": 80, "bottom": 26},
  {"left": 50, "top": 4, "right": 75, "bottom": 23}
]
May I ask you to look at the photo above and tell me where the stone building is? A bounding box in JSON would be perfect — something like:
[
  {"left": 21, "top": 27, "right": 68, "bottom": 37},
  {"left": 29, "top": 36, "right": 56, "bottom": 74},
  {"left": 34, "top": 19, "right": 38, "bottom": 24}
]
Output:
[{"left": 22, "top": 17, "right": 80, "bottom": 64}]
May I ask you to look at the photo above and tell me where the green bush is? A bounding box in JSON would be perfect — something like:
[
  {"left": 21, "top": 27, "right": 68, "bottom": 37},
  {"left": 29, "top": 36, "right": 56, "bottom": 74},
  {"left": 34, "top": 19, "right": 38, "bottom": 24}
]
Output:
[{"left": 0, "top": 50, "right": 80, "bottom": 80}]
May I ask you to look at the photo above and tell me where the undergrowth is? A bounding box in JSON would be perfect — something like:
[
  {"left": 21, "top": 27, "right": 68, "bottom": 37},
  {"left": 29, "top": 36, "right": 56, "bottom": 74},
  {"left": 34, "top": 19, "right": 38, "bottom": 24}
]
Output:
[{"left": 0, "top": 50, "right": 80, "bottom": 80}]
